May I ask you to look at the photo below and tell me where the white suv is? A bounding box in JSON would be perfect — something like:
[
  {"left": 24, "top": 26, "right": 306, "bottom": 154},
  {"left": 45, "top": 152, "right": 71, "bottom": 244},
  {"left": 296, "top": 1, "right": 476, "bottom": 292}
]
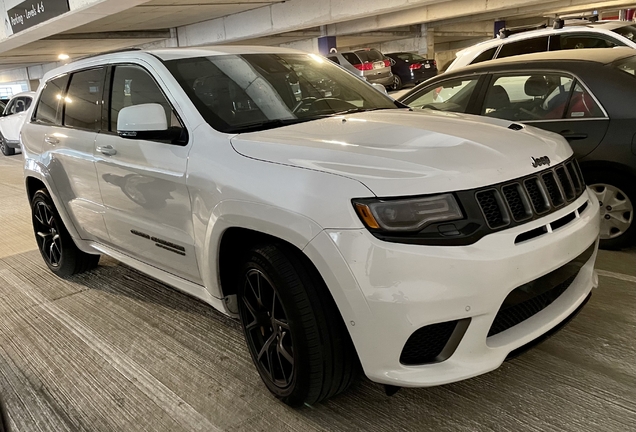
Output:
[
  {"left": 0, "top": 91, "right": 35, "bottom": 155},
  {"left": 21, "top": 46, "right": 600, "bottom": 406},
  {"left": 447, "top": 20, "right": 636, "bottom": 72}
]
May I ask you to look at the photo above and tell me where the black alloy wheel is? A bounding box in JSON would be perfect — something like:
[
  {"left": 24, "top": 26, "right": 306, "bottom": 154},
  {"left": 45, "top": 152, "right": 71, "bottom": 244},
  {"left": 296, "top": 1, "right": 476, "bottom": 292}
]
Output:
[
  {"left": 30, "top": 189, "right": 100, "bottom": 277},
  {"left": 237, "top": 244, "right": 359, "bottom": 406},
  {"left": 391, "top": 75, "right": 402, "bottom": 91},
  {"left": 0, "top": 134, "right": 14, "bottom": 156},
  {"left": 240, "top": 268, "right": 295, "bottom": 389},
  {"left": 33, "top": 200, "right": 63, "bottom": 268}
]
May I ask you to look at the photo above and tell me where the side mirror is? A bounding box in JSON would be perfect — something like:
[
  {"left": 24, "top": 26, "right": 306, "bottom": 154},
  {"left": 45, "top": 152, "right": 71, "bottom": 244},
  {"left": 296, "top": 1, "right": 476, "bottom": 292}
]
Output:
[
  {"left": 371, "top": 83, "right": 388, "bottom": 95},
  {"left": 117, "top": 103, "right": 182, "bottom": 143}
]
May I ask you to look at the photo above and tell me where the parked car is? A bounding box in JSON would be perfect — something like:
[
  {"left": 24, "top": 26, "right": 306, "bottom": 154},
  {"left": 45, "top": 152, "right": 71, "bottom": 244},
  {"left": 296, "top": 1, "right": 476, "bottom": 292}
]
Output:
[
  {"left": 0, "top": 91, "right": 35, "bottom": 156},
  {"left": 399, "top": 47, "right": 636, "bottom": 249},
  {"left": 385, "top": 52, "right": 437, "bottom": 90},
  {"left": 22, "top": 46, "right": 599, "bottom": 407},
  {"left": 327, "top": 48, "right": 394, "bottom": 87},
  {"left": 446, "top": 20, "right": 636, "bottom": 73}
]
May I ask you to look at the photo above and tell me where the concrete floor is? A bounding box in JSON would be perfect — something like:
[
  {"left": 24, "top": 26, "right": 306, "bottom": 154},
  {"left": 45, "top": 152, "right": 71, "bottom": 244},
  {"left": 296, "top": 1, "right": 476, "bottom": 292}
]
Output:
[{"left": 0, "top": 152, "right": 635, "bottom": 432}]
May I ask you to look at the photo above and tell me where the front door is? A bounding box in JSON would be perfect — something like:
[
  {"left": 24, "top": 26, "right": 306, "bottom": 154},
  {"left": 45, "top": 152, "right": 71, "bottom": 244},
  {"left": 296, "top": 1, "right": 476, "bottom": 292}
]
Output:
[{"left": 94, "top": 63, "right": 200, "bottom": 283}]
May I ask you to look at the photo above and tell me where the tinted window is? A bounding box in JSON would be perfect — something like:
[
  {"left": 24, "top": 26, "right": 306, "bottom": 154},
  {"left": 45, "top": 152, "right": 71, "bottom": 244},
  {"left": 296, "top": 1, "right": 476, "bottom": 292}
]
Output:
[
  {"left": 34, "top": 75, "right": 69, "bottom": 125},
  {"left": 470, "top": 47, "right": 498, "bottom": 65},
  {"left": 403, "top": 78, "right": 479, "bottom": 113},
  {"left": 552, "top": 33, "right": 618, "bottom": 50},
  {"left": 612, "top": 25, "right": 636, "bottom": 41},
  {"left": 496, "top": 36, "right": 549, "bottom": 59},
  {"left": 327, "top": 56, "right": 340, "bottom": 65},
  {"left": 566, "top": 83, "right": 604, "bottom": 118},
  {"left": 64, "top": 68, "right": 104, "bottom": 130},
  {"left": 482, "top": 74, "right": 573, "bottom": 121},
  {"left": 342, "top": 53, "right": 360, "bottom": 65},
  {"left": 3, "top": 99, "right": 16, "bottom": 116},
  {"left": 355, "top": 49, "right": 384, "bottom": 63},
  {"left": 615, "top": 56, "right": 636, "bottom": 76},
  {"left": 394, "top": 53, "right": 426, "bottom": 62},
  {"left": 110, "top": 65, "right": 175, "bottom": 132},
  {"left": 13, "top": 97, "right": 32, "bottom": 113}
]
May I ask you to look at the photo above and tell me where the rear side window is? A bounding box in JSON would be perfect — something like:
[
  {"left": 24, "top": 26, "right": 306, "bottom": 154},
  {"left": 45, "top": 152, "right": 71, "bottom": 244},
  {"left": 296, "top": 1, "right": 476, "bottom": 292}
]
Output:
[
  {"left": 64, "top": 68, "right": 105, "bottom": 130},
  {"left": 342, "top": 53, "right": 360, "bottom": 65},
  {"left": 403, "top": 78, "right": 480, "bottom": 113},
  {"left": 551, "top": 33, "right": 619, "bottom": 50},
  {"left": 34, "top": 75, "right": 69, "bottom": 125},
  {"left": 470, "top": 47, "right": 498, "bottom": 65},
  {"left": 496, "top": 36, "right": 549, "bottom": 59},
  {"left": 566, "top": 83, "right": 604, "bottom": 118}
]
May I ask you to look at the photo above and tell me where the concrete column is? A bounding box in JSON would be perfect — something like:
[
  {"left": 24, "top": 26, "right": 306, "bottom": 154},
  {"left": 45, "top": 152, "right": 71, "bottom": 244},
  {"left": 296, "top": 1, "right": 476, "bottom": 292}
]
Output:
[{"left": 424, "top": 24, "right": 434, "bottom": 59}]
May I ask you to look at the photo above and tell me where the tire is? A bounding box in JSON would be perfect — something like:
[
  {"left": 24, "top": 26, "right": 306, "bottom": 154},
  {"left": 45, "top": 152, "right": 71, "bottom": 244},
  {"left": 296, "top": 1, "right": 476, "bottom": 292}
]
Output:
[
  {"left": 585, "top": 170, "right": 636, "bottom": 250},
  {"left": 237, "top": 243, "right": 359, "bottom": 406},
  {"left": 391, "top": 75, "right": 402, "bottom": 91},
  {"left": 31, "top": 189, "right": 100, "bottom": 277},
  {"left": 0, "top": 135, "right": 15, "bottom": 156}
]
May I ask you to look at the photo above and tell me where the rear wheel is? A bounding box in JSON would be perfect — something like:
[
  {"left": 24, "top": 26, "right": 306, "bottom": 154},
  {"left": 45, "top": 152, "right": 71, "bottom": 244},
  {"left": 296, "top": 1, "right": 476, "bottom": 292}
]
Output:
[
  {"left": 237, "top": 243, "right": 359, "bottom": 406},
  {"left": 0, "top": 134, "right": 15, "bottom": 156},
  {"left": 31, "top": 189, "right": 100, "bottom": 277},
  {"left": 586, "top": 170, "right": 636, "bottom": 250},
  {"left": 391, "top": 75, "right": 402, "bottom": 91}
]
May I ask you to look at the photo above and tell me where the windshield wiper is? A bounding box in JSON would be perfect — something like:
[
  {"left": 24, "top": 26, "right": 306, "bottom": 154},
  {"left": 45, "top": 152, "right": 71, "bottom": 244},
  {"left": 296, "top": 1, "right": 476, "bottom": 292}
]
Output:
[
  {"left": 332, "top": 107, "right": 394, "bottom": 115},
  {"left": 226, "top": 117, "right": 319, "bottom": 133}
]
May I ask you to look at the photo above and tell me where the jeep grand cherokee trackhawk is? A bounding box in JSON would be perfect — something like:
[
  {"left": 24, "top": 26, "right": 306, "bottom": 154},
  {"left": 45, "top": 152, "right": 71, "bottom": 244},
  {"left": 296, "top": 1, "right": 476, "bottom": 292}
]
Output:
[{"left": 21, "top": 47, "right": 600, "bottom": 406}]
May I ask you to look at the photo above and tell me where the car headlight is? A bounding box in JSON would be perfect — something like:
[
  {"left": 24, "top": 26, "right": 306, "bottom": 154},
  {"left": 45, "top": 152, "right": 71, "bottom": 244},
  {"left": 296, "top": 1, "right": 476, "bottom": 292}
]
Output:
[{"left": 353, "top": 194, "right": 463, "bottom": 232}]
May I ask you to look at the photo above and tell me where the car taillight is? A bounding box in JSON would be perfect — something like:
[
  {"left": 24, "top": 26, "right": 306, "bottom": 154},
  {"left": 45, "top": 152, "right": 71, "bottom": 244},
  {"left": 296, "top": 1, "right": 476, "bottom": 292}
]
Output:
[
  {"left": 433, "top": 60, "right": 437, "bottom": 67},
  {"left": 353, "top": 63, "right": 373, "bottom": 71},
  {"left": 409, "top": 63, "right": 422, "bottom": 70},
  {"left": 383, "top": 59, "right": 391, "bottom": 67}
]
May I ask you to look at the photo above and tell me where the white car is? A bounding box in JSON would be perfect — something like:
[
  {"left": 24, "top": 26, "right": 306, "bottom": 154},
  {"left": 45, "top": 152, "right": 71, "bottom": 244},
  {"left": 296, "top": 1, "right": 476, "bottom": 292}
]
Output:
[
  {"left": 446, "top": 20, "right": 636, "bottom": 73},
  {"left": 21, "top": 47, "right": 600, "bottom": 406},
  {"left": 0, "top": 91, "right": 35, "bottom": 156}
]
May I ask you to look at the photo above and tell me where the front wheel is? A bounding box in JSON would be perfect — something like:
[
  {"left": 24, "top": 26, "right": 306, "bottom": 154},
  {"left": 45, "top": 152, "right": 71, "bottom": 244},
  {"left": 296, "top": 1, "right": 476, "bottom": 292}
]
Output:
[
  {"left": 237, "top": 244, "right": 359, "bottom": 406},
  {"left": 0, "top": 134, "right": 15, "bottom": 156},
  {"left": 31, "top": 189, "right": 100, "bottom": 276},
  {"left": 586, "top": 170, "right": 636, "bottom": 250}
]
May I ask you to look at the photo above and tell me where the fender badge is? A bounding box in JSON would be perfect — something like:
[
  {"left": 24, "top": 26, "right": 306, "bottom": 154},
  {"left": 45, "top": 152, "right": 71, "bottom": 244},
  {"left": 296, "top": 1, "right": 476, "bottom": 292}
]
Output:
[{"left": 531, "top": 156, "right": 550, "bottom": 168}]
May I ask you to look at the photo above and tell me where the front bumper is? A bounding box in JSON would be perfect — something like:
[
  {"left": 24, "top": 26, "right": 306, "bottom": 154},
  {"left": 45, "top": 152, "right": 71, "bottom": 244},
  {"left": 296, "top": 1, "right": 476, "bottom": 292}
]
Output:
[
  {"left": 4, "top": 139, "right": 20, "bottom": 149},
  {"left": 305, "top": 188, "right": 599, "bottom": 387}
]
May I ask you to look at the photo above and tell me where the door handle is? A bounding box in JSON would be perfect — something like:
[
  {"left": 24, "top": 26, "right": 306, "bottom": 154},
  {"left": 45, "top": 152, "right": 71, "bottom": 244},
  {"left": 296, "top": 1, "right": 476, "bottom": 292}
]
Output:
[
  {"left": 97, "top": 145, "right": 117, "bottom": 156},
  {"left": 560, "top": 131, "right": 588, "bottom": 141},
  {"left": 44, "top": 136, "right": 59, "bottom": 145}
]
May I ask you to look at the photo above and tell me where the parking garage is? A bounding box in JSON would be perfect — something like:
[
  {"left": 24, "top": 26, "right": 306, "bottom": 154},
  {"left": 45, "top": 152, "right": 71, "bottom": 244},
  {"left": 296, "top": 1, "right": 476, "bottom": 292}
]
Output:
[{"left": 0, "top": 0, "right": 635, "bottom": 431}]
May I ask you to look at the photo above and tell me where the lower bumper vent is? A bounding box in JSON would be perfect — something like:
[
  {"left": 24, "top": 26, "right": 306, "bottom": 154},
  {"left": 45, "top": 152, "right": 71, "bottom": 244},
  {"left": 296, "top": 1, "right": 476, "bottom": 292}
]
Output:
[{"left": 400, "top": 319, "right": 470, "bottom": 365}]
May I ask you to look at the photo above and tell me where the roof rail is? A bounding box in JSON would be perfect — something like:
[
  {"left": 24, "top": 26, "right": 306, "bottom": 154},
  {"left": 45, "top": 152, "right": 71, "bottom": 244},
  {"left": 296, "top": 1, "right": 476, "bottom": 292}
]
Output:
[
  {"left": 72, "top": 47, "right": 143, "bottom": 62},
  {"left": 498, "top": 23, "right": 548, "bottom": 39}
]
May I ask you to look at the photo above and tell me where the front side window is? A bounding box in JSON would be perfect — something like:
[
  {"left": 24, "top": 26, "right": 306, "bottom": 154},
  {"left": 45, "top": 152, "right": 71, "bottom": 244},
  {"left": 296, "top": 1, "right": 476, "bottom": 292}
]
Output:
[
  {"left": 611, "top": 25, "right": 636, "bottom": 41},
  {"left": 402, "top": 78, "right": 479, "bottom": 113},
  {"left": 482, "top": 73, "right": 574, "bottom": 121},
  {"left": 64, "top": 68, "right": 105, "bottom": 130},
  {"left": 109, "top": 65, "right": 178, "bottom": 132},
  {"left": 552, "top": 33, "right": 620, "bottom": 50},
  {"left": 33, "top": 75, "right": 69, "bottom": 125},
  {"left": 164, "top": 53, "right": 397, "bottom": 133},
  {"left": 327, "top": 56, "right": 340, "bottom": 65},
  {"left": 3, "top": 99, "right": 16, "bottom": 116},
  {"left": 13, "top": 97, "right": 32, "bottom": 113},
  {"left": 496, "top": 37, "right": 549, "bottom": 59}
]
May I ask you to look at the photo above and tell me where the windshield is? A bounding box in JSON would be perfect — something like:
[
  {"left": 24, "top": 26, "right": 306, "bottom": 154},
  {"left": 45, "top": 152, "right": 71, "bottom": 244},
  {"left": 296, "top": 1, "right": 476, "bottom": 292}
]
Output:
[
  {"left": 614, "top": 55, "right": 636, "bottom": 76},
  {"left": 164, "top": 53, "right": 397, "bottom": 133},
  {"left": 612, "top": 25, "right": 636, "bottom": 41}
]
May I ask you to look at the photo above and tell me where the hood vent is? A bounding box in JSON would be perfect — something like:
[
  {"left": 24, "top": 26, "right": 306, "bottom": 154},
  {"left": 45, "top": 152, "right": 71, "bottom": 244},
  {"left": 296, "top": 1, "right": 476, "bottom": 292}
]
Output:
[{"left": 508, "top": 123, "right": 524, "bottom": 131}]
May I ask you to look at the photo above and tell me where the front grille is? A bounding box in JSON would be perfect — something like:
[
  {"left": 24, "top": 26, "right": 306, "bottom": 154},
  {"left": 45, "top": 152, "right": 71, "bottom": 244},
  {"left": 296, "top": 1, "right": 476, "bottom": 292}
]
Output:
[
  {"left": 400, "top": 320, "right": 459, "bottom": 365},
  {"left": 488, "top": 242, "right": 595, "bottom": 337},
  {"left": 476, "top": 159, "right": 584, "bottom": 230}
]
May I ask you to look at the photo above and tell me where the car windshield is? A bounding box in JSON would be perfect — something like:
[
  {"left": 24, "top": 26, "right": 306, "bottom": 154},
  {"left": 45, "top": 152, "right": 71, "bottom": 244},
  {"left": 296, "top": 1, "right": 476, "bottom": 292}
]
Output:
[
  {"left": 614, "top": 55, "right": 636, "bottom": 76},
  {"left": 164, "top": 53, "right": 397, "bottom": 133},
  {"left": 612, "top": 25, "right": 636, "bottom": 41}
]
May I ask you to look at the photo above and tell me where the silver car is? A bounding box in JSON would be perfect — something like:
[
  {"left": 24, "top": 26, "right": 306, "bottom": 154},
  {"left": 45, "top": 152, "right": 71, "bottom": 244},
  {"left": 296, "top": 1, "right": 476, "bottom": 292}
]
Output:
[{"left": 327, "top": 49, "right": 394, "bottom": 87}]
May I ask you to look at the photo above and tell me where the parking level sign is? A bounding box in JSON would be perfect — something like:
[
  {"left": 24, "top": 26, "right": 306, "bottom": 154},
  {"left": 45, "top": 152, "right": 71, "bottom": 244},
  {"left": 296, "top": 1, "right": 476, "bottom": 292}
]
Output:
[{"left": 7, "top": 0, "right": 70, "bottom": 34}]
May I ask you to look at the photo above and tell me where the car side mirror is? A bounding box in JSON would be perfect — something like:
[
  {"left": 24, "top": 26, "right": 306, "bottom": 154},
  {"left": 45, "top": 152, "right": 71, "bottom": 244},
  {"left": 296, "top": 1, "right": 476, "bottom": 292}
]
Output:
[
  {"left": 371, "top": 83, "right": 388, "bottom": 95},
  {"left": 117, "top": 103, "right": 183, "bottom": 143}
]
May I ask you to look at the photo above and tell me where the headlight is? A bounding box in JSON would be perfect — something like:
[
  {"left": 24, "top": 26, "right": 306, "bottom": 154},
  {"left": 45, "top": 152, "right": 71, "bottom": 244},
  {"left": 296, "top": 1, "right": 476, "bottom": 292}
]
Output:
[{"left": 353, "top": 194, "right": 463, "bottom": 232}]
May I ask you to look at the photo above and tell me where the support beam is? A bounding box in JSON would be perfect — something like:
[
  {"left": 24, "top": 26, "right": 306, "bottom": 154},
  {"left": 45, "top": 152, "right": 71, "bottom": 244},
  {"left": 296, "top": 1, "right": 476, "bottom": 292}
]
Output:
[{"left": 44, "top": 31, "right": 172, "bottom": 41}]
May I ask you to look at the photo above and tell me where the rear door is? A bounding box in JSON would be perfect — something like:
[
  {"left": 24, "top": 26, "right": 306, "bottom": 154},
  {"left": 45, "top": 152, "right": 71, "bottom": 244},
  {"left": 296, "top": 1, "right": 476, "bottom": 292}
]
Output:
[
  {"left": 94, "top": 63, "right": 200, "bottom": 283},
  {"left": 478, "top": 71, "right": 609, "bottom": 158}
]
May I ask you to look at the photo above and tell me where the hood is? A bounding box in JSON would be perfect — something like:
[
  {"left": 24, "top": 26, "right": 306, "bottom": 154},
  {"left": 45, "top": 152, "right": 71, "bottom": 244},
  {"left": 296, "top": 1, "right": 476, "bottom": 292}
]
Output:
[{"left": 230, "top": 109, "right": 573, "bottom": 197}]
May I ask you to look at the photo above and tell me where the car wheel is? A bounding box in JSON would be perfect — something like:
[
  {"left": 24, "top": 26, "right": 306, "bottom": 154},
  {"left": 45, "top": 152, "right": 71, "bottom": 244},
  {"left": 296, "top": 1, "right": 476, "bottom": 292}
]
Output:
[
  {"left": 31, "top": 189, "right": 100, "bottom": 277},
  {"left": 391, "top": 75, "right": 402, "bottom": 91},
  {"left": 237, "top": 243, "right": 359, "bottom": 406},
  {"left": 0, "top": 135, "right": 14, "bottom": 156},
  {"left": 586, "top": 171, "right": 636, "bottom": 250}
]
